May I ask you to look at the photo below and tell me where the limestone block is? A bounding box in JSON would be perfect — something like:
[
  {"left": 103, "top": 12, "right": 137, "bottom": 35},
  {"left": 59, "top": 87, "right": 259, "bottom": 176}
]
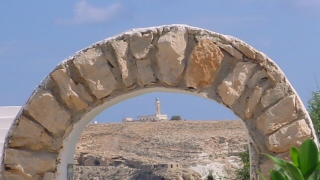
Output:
[
  {"left": 9, "top": 116, "right": 61, "bottom": 152},
  {"left": 265, "top": 63, "right": 284, "bottom": 85},
  {"left": 136, "top": 58, "right": 155, "bottom": 85},
  {"left": 73, "top": 48, "right": 118, "bottom": 99},
  {"left": 185, "top": 39, "right": 224, "bottom": 88},
  {"left": 266, "top": 119, "right": 312, "bottom": 152},
  {"left": 25, "top": 89, "right": 71, "bottom": 136},
  {"left": 4, "top": 148, "right": 57, "bottom": 176},
  {"left": 218, "top": 62, "right": 257, "bottom": 107},
  {"left": 247, "top": 69, "right": 268, "bottom": 88},
  {"left": 111, "top": 40, "right": 135, "bottom": 87},
  {"left": 245, "top": 86, "right": 264, "bottom": 119},
  {"left": 257, "top": 95, "right": 297, "bottom": 135},
  {"left": 255, "top": 51, "right": 267, "bottom": 63},
  {"left": 102, "top": 46, "right": 118, "bottom": 68},
  {"left": 232, "top": 40, "right": 256, "bottom": 59},
  {"left": 219, "top": 34, "right": 233, "bottom": 44},
  {"left": 51, "top": 69, "right": 89, "bottom": 110},
  {"left": 76, "top": 83, "right": 93, "bottom": 103},
  {"left": 156, "top": 27, "right": 188, "bottom": 85},
  {"left": 130, "top": 32, "right": 153, "bottom": 59},
  {"left": 2, "top": 170, "right": 33, "bottom": 180},
  {"left": 261, "top": 83, "right": 288, "bottom": 108},
  {"left": 102, "top": 45, "right": 124, "bottom": 86},
  {"left": 217, "top": 42, "right": 243, "bottom": 60}
]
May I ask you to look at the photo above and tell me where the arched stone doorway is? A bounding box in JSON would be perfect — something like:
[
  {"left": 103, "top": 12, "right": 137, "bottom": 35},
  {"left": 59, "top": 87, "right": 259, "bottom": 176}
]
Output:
[{"left": 1, "top": 25, "right": 317, "bottom": 180}]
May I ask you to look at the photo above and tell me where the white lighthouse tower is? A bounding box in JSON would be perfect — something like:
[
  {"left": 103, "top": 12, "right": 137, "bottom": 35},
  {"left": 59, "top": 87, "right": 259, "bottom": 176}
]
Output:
[
  {"left": 156, "top": 98, "right": 161, "bottom": 115},
  {"left": 137, "top": 98, "right": 168, "bottom": 121}
]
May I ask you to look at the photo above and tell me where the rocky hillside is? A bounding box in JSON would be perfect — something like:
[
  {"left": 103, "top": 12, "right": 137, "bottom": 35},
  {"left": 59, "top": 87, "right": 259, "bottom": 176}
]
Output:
[{"left": 74, "top": 120, "right": 248, "bottom": 180}]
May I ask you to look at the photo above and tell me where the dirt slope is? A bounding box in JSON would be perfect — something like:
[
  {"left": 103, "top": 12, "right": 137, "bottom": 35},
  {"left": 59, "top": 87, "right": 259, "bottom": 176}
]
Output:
[{"left": 74, "top": 120, "right": 248, "bottom": 179}]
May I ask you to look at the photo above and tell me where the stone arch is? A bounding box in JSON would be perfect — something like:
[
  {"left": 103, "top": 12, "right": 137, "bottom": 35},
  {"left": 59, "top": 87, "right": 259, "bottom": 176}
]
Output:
[{"left": 1, "top": 24, "right": 317, "bottom": 179}]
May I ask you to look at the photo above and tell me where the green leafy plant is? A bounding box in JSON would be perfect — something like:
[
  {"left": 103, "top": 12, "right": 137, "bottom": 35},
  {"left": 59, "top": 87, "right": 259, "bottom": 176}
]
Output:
[
  {"left": 259, "top": 139, "right": 320, "bottom": 180},
  {"left": 233, "top": 146, "right": 250, "bottom": 180},
  {"left": 170, "top": 115, "right": 182, "bottom": 120},
  {"left": 308, "top": 89, "right": 320, "bottom": 142}
]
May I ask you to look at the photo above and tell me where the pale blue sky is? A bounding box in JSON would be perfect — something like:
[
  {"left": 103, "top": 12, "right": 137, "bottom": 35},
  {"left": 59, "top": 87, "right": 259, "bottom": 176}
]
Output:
[{"left": 1, "top": 1, "right": 320, "bottom": 122}]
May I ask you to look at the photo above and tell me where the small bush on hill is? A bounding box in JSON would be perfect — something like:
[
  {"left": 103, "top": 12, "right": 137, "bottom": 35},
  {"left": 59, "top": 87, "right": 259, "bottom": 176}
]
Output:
[{"left": 170, "top": 115, "right": 182, "bottom": 120}]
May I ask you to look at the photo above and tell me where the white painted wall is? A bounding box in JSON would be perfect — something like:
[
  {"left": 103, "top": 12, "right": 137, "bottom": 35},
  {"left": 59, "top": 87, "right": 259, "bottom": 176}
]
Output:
[{"left": 0, "top": 106, "right": 21, "bottom": 165}]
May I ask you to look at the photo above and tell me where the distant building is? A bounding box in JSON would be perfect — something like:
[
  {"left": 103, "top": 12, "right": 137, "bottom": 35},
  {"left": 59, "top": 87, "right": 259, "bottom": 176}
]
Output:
[
  {"left": 123, "top": 98, "right": 168, "bottom": 122},
  {"left": 140, "top": 163, "right": 180, "bottom": 172},
  {"left": 137, "top": 98, "right": 168, "bottom": 121},
  {"left": 122, "top": 117, "right": 134, "bottom": 122}
]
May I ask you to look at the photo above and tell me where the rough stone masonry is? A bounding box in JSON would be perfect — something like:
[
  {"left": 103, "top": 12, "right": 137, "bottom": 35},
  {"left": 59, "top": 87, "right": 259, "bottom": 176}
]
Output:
[{"left": 0, "top": 24, "right": 316, "bottom": 180}]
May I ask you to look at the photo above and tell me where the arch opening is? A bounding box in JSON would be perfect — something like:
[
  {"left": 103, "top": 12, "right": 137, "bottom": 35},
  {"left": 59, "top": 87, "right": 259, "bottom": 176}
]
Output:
[
  {"left": 1, "top": 24, "right": 317, "bottom": 180},
  {"left": 73, "top": 90, "right": 245, "bottom": 179}
]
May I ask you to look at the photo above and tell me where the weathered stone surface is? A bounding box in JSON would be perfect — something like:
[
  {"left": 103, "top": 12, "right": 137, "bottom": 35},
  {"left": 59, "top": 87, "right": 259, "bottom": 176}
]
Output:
[
  {"left": 266, "top": 119, "right": 312, "bottom": 152},
  {"left": 130, "top": 32, "right": 153, "bottom": 59},
  {"left": 245, "top": 86, "right": 264, "bottom": 119},
  {"left": 255, "top": 51, "right": 267, "bottom": 63},
  {"left": 73, "top": 48, "right": 117, "bottom": 99},
  {"left": 218, "top": 62, "right": 257, "bottom": 107},
  {"left": 43, "top": 172, "right": 55, "bottom": 180},
  {"left": 9, "top": 116, "right": 61, "bottom": 152},
  {"left": 156, "top": 27, "right": 187, "bottom": 85},
  {"left": 185, "top": 39, "right": 224, "bottom": 88},
  {"left": 219, "top": 34, "right": 233, "bottom": 44},
  {"left": 265, "top": 62, "right": 284, "bottom": 85},
  {"left": 232, "top": 40, "right": 256, "bottom": 59},
  {"left": 76, "top": 83, "right": 93, "bottom": 103},
  {"left": 2, "top": 170, "right": 33, "bottom": 180},
  {"left": 25, "top": 89, "right": 71, "bottom": 136},
  {"left": 111, "top": 40, "right": 135, "bottom": 87},
  {"left": 102, "top": 46, "right": 118, "bottom": 68},
  {"left": 261, "top": 83, "right": 288, "bottom": 108},
  {"left": 136, "top": 58, "right": 155, "bottom": 85},
  {"left": 247, "top": 69, "right": 268, "bottom": 88},
  {"left": 257, "top": 95, "right": 297, "bottom": 135},
  {"left": 217, "top": 42, "right": 243, "bottom": 60},
  {"left": 51, "top": 69, "right": 89, "bottom": 110},
  {"left": 4, "top": 148, "right": 57, "bottom": 176}
]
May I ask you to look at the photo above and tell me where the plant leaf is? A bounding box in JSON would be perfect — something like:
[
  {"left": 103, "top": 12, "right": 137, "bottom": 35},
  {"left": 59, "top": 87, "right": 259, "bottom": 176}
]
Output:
[
  {"left": 298, "top": 139, "right": 319, "bottom": 179},
  {"left": 290, "top": 146, "right": 300, "bottom": 167},
  {"left": 308, "top": 169, "right": 320, "bottom": 180},
  {"left": 264, "top": 153, "right": 288, "bottom": 171},
  {"left": 285, "top": 162, "right": 304, "bottom": 180},
  {"left": 270, "top": 170, "right": 288, "bottom": 180}
]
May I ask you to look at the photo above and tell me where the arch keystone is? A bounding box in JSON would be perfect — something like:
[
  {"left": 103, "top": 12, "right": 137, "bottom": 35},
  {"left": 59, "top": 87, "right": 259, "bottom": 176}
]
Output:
[
  {"left": 111, "top": 40, "right": 136, "bottom": 88},
  {"left": 129, "top": 32, "right": 153, "bottom": 59},
  {"left": 156, "top": 27, "right": 187, "bottom": 85}
]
